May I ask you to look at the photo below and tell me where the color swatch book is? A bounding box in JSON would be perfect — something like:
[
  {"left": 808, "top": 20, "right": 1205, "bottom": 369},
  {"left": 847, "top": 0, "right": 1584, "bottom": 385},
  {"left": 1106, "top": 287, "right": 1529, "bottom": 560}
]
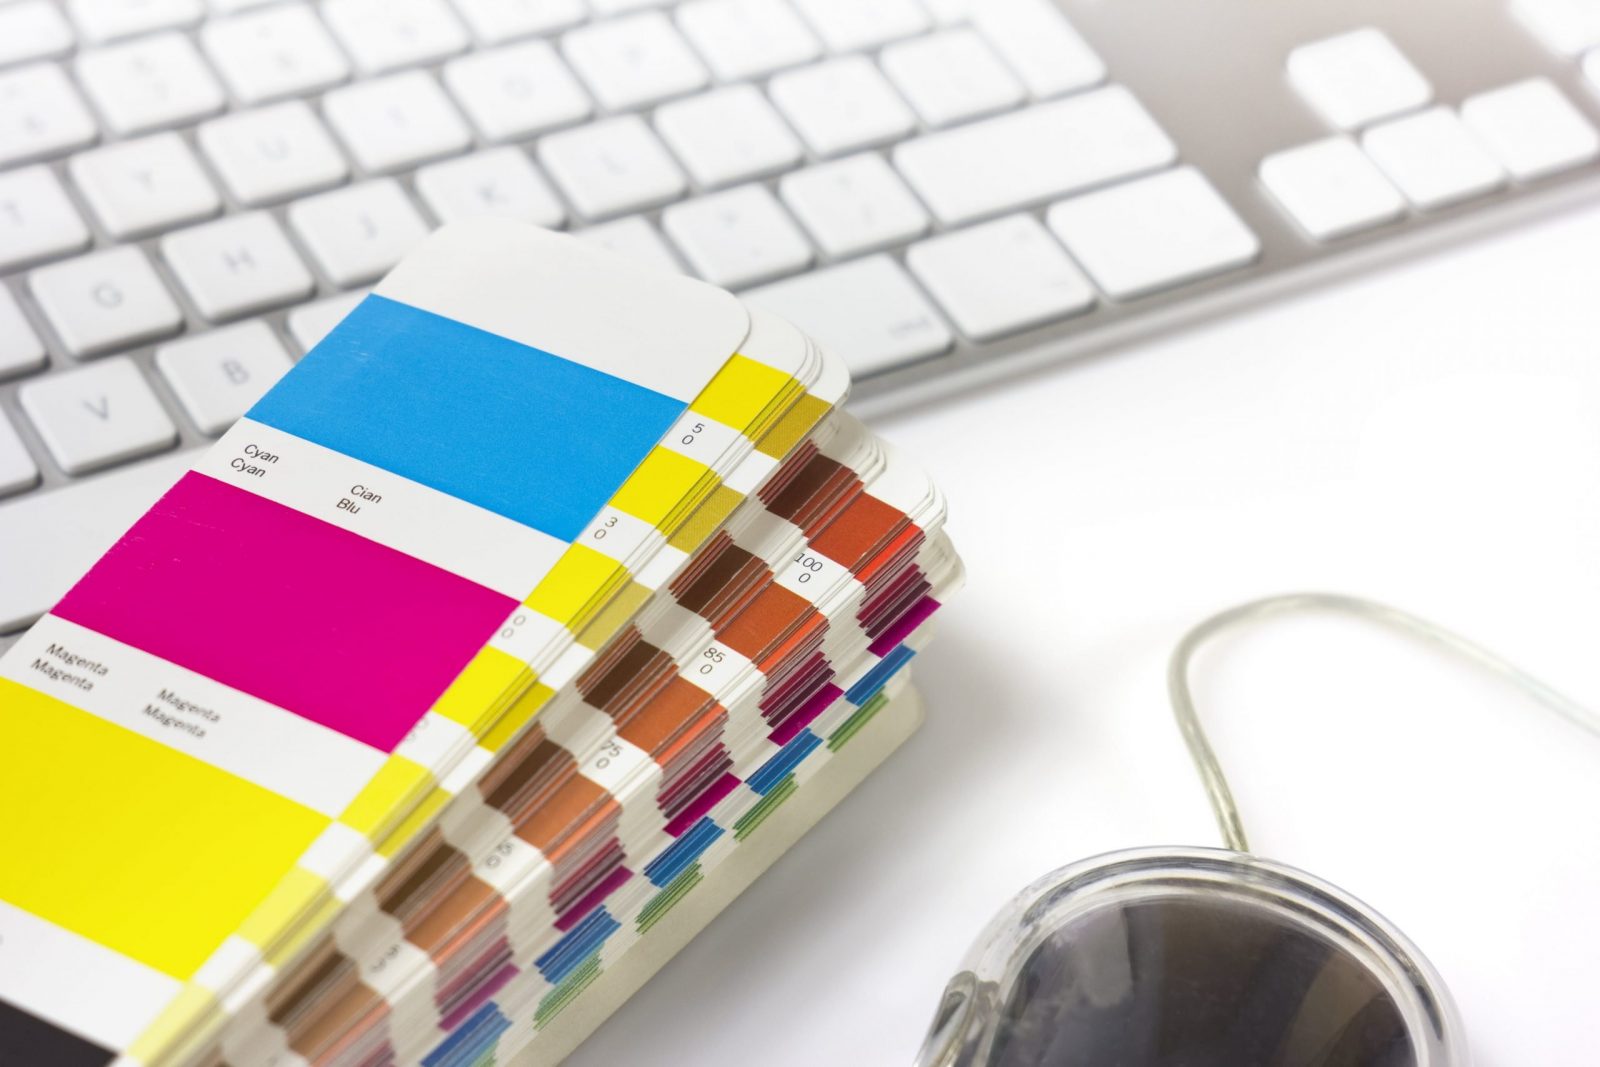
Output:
[
  {"left": 0, "top": 220, "right": 960, "bottom": 1067},
  {"left": 217, "top": 427, "right": 958, "bottom": 1067}
]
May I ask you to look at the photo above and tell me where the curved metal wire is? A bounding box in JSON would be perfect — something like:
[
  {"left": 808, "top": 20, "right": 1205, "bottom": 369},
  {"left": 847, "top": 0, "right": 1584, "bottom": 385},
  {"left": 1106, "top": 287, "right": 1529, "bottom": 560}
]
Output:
[{"left": 1168, "top": 593, "right": 1600, "bottom": 853}]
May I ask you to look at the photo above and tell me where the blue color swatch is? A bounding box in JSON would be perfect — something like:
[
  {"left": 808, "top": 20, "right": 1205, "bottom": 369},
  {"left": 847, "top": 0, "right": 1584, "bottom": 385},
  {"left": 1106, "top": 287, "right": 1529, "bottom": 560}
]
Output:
[{"left": 249, "top": 295, "right": 686, "bottom": 541}]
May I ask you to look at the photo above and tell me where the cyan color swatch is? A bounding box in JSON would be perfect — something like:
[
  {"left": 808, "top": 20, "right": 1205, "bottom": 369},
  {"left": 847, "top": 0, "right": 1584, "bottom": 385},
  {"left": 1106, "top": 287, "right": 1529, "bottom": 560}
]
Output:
[{"left": 249, "top": 295, "right": 686, "bottom": 541}]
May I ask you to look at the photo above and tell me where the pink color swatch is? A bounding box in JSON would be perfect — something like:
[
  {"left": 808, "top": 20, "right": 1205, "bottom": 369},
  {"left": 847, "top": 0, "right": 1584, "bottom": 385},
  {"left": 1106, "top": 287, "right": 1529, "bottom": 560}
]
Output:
[{"left": 54, "top": 472, "right": 516, "bottom": 752}]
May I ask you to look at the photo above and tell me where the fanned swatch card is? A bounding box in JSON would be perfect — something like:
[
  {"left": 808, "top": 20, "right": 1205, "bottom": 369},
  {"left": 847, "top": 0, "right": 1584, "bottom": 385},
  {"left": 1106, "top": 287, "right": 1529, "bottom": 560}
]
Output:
[{"left": 0, "top": 221, "right": 960, "bottom": 1067}]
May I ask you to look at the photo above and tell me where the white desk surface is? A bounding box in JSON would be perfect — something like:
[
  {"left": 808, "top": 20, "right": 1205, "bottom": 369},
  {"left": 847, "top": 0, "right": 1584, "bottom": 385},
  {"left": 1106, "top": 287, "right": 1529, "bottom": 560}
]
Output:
[{"left": 572, "top": 202, "right": 1600, "bottom": 1067}]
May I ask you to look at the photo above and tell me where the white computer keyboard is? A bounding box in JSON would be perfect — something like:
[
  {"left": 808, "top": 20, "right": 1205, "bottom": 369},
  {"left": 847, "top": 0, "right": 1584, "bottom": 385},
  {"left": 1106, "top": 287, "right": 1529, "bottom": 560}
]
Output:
[{"left": 3, "top": 0, "right": 1600, "bottom": 640}]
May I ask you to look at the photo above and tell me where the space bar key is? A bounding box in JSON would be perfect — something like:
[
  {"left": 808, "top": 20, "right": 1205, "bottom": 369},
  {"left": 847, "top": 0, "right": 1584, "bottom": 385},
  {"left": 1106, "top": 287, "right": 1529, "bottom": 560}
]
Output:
[{"left": 0, "top": 452, "right": 195, "bottom": 634}]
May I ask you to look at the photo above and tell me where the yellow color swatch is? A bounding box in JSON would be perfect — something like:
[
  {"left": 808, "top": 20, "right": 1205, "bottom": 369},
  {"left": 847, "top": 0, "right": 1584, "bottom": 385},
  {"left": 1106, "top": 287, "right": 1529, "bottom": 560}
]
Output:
[
  {"left": 690, "top": 355, "right": 795, "bottom": 433},
  {"left": 609, "top": 448, "right": 712, "bottom": 529},
  {"left": 0, "top": 678, "right": 327, "bottom": 980},
  {"left": 377, "top": 786, "right": 452, "bottom": 859},
  {"left": 127, "top": 985, "right": 219, "bottom": 1064},
  {"left": 575, "top": 579, "right": 653, "bottom": 651},
  {"left": 338, "top": 754, "right": 433, "bottom": 840},
  {"left": 755, "top": 392, "right": 832, "bottom": 459},
  {"left": 667, "top": 484, "right": 745, "bottom": 554},
  {"left": 236, "top": 867, "right": 328, "bottom": 951},
  {"left": 525, "top": 543, "right": 629, "bottom": 628},
  {"left": 479, "top": 681, "right": 555, "bottom": 753},
  {"left": 432, "top": 646, "right": 526, "bottom": 732}
]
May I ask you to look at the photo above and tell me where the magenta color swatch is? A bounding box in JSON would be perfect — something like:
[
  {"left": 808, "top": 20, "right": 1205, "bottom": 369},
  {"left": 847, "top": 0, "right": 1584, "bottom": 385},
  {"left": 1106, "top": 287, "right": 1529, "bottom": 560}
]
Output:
[
  {"left": 868, "top": 595, "right": 941, "bottom": 658},
  {"left": 554, "top": 866, "right": 633, "bottom": 933},
  {"left": 440, "top": 959, "right": 518, "bottom": 1032},
  {"left": 768, "top": 683, "right": 843, "bottom": 747},
  {"left": 663, "top": 772, "right": 741, "bottom": 837},
  {"left": 53, "top": 472, "right": 517, "bottom": 752}
]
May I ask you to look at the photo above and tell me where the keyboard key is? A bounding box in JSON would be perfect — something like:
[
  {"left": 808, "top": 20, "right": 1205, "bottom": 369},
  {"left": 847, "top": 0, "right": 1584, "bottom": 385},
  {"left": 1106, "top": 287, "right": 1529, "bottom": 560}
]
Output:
[
  {"left": 197, "top": 101, "right": 349, "bottom": 206},
  {"left": 1361, "top": 107, "right": 1507, "bottom": 210},
  {"left": 942, "top": 0, "right": 1104, "bottom": 101},
  {"left": 590, "top": 0, "right": 676, "bottom": 12},
  {"left": 154, "top": 320, "right": 292, "bottom": 433},
  {"left": 201, "top": 3, "right": 350, "bottom": 104},
  {"left": 30, "top": 246, "right": 184, "bottom": 357},
  {"left": 287, "top": 179, "right": 431, "bottom": 286},
  {"left": 779, "top": 153, "right": 928, "bottom": 258},
  {"left": 676, "top": 0, "right": 821, "bottom": 82},
  {"left": 1259, "top": 136, "right": 1406, "bottom": 240},
  {"left": 442, "top": 41, "right": 592, "bottom": 143},
  {"left": 76, "top": 33, "right": 225, "bottom": 136},
  {"left": 1512, "top": 0, "right": 1600, "bottom": 54},
  {"left": 1460, "top": 78, "right": 1600, "bottom": 181},
  {"left": 415, "top": 147, "right": 567, "bottom": 227},
  {"left": 0, "top": 3, "right": 76, "bottom": 66},
  {"left": 321, "top": 0, "right": 470, "bottom": 74},
  {"left": 69, "top": 132, "right": 222, "bottom": 239},
  {"left": 789, "top": 0, "right": 928, "bottom": 52},
  {"left": 880, "top": 29, "right": 1024, "bottom": 129},
  {"left": 655, "top": 85, "right": 802, "bottom": 189},
  {"left": 161, "top": 211, "right": 315, "bottom": 320},
  {"left": 538, "top": 115, "right": 687, "bottom": 220},
  {"left": 287, "top": 289, "right": 367, "bottom": 351},
  {"left": 324, "top": 70, "right": 472, "bottom": 175},
  {"left": 1047, "top": 167, "right": 1259, "bottom": 299},
  {"left": 0, "top": 64, "right": 99, "bottom": 166},
  {"left": 920, "top": 0, "right": 981, "bottom": 23},
  {"left": 894, "top": 86, "right": 1177, "bottom": 226},
  {"left": 0, "top": 451, "right": 191, "bottom": 632},
  {"left": 451, "top": 0, "right": 586, "bottom": 43},
  {"left": 563, "top": 13, "right": 709, "bottom": 112},
  {"left": 67, "top": 0, "right": 202, "bottom": 42},
  {"left": 579, "top": 216, "right": 684, "bottom": 274},
  {"left": 769, "top": 56, "right": 916, "bottom": 158},
  {"left": 0, "top": 411, "right": 39, "bottom": 498},
  {"left": 750, "top": 255, "right": 951, "bottom": 377},
  {"left": 18, "top": 357, "right": 177, "bottom": 474},
  {"left": 0, "top": 165, "right": 92, "bottom": 271},
  {"left": 662, "top": 184, "right": 813, "bottom": 288},
  {"left": 1287, "top": 28, "right": 1431, "bottom": 131},
  {"left": 0, "top": 286, "right": 47, "bottom": 379},
  {"left": 907, "top": 214, "right": 1094, "bottom": 341}
]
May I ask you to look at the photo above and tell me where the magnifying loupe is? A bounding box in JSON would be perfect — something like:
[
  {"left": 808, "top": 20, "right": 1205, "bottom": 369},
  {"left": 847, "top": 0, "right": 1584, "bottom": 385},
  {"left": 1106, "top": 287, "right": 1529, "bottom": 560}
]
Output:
[
  {"left": 915, "top": 594, "right": 1600, "bottom": 1067},
  {"left": 913, "top": 846, "right": 1459, "bottom": 1067}
]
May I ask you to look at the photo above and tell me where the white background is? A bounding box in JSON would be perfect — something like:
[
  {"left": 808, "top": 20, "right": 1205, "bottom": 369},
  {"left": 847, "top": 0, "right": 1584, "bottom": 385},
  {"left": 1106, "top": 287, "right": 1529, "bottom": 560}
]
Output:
[{"left": 573, "top": 201, "right": 1600, "bottom": 1066}]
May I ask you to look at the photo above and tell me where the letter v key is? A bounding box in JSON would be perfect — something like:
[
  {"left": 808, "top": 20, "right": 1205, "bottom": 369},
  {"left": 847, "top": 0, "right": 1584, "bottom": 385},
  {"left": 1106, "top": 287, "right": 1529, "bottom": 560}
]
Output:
[{"left": 18, "top": 358, "right": 176, "bottom": 474}]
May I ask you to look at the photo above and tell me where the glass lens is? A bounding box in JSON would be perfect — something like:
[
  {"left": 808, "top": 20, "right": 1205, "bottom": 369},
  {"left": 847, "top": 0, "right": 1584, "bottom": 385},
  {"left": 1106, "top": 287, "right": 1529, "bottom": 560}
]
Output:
[{"left": 988, "top": 891, "right": 1414, "bottom": 1067}]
